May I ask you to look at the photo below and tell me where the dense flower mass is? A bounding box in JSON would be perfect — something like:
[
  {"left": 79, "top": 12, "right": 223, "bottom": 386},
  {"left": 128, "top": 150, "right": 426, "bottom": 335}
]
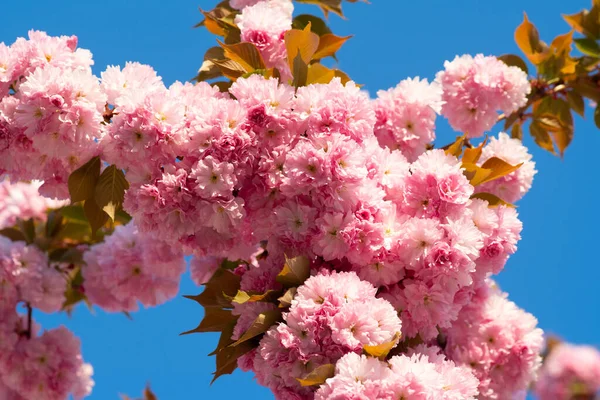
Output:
[
  {"left": 315, "top": 349, "right": 479, "bottom": 400},
  {"left": 251, "top": 270, "right": 402, "bottom": 398},
  {"left": 82, "top": 222, "right": 186, "bottom": 313},
  {"left": 0, "top": 315, "right": 93, "bottom": 400},
  {"left": 0, "top": 4, "right": 547, "bottom": 396},
  {"left": 0, "top": 31, "right": 104, "bottom": 198},
  {"left": 437, "top": 54, "right": 530, "bottom": 138},
  {"left": 374, "top": 77, "right": 443, "bottom": 161},
  {"left": 535, "top": 343, "right": 600, "bottom": 400},
  {"left": 444, "top": 281, "right": 544, "bottom": 399}
]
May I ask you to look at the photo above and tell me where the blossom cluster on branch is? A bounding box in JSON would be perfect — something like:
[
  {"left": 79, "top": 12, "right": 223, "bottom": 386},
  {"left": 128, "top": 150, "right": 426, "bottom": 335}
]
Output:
[{"left": 0, "top": 0, "right": 599, "bottom": 398}]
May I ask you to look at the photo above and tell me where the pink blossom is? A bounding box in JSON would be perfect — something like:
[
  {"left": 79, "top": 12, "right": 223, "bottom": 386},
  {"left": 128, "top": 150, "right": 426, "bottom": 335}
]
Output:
[
  {"left": 437, "top": 54, "right": 530, "bottom": 138},
  {"left": 535, "top": 343, "right": 600, "bottom": 400},
  {"left": 82, "top": 222, "right": 185, "bottom": 312}
]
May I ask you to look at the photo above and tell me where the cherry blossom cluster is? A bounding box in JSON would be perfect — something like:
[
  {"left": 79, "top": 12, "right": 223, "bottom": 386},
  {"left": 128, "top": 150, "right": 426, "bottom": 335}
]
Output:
[
  {"left": 244, "top": 270, "right": 401, "bottom": 398},
  {"left": 0, "top": 180, "right": 67, "bottom": 229},
  {"left": 0, "top": 31, "right": 105, "bottom": 198},
  {"left": 535, "top": 342, "right": 600, "bottom": 400},
  {"left": 437, "top": 54, "right": 530, "bottom": 138},
  {"left": 0, "top": 14, "right": 541, "bottom": 398},
  {"left": 443, "top": 281, "right": 544, "bottom": 399},
  {"left": 315, "top": 348, "right": 479, "bottom": 399},
  {"left": 82, "top": 222, "right": 186, "bottom": 313}
]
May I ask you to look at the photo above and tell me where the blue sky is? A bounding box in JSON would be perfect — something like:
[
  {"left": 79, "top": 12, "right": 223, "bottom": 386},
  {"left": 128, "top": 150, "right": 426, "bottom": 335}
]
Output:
[{"left": 2, "top": 0, "right": 599, "bottom": 398}]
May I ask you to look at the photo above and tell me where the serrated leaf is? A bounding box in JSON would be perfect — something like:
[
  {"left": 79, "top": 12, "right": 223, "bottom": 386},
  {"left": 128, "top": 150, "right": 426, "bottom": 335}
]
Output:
[
  {"left": 574, "top": 37, "right": 600, "bottom": 57},
  {"left": 285, "top": 23, "right": 320, "bottom": 72},
  {"left": 94, "top": 165, "right": 129, "bottom": 221},
  {"left": 292, "top": 14, "right": 332, "bottom": 36},
  {"left": 184, "top": 268, "right": 241, "bottom": 309},
  {"left": 313, "top": 34, "right": 351, "bottom": 60},
  {"left": 230, "top": 310, "right": 282, "bottom": 347},
  {"left": 68, "top": 156, "right": 101, "bottom": 203},
  {"left": 462, "top": 163, "right": 492, "bottom": 186},
  {"left": 514, "top": 13, "right": 549, "bottom": 64},
  {"left": 276, "top": 255, "right": 310, "bottom": 287},
  {"left": 478, "top": 157, "right": 523, "bottom": 185},
  {"left": 219, "top": 41, "right": 266, "bottom": 72},
  {"left": 181, "top": 308, "right": 236, "bottom": 335},
  {"left": 307, "top": 63, "right": 336, "bottom": 84},
  {"left": 296, "top": 364, "right": 335, "bottom": 387},
  {"left": 444, "top": 135, "right": 465, "bottom": 157},
  {"left": 461, "top": 139, "right": 487, "bottom": 164},
  {"left": 497, "top": 54, "right": 529, "bottom": 74},
  {"left": 212, "top": 340, "right": 254, "bottom": 384},
  {"left": 0, "top": 228, "right": 26, "bottom": 242},
  {"left": 212, "top": 59, "right": 247, "bottom": 81},
  {"left": 83, "top": 199, "right": 109, "bottom": 238},
  {"left": 363, "top": 332, "right": 401, "bottom": 359},
  {"left": 567, "top": 91, "right": 585, "bottom": 117},
  {"left": 470, "top": 193, "right": 515, "bottom": 208}
]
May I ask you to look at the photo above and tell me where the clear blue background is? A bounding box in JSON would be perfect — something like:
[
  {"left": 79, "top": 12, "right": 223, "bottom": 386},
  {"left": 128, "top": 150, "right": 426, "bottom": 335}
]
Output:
[{"left": 2, "top": 0, "right": 599, "bottom": 398}]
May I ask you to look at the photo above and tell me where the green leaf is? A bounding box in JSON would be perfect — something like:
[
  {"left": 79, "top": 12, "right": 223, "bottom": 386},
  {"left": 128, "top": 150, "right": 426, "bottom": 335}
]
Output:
[
  {"left": 292, "top": 14, "right": 332, "bottom": 36},
  {"left": 574, "top": 37, "right": 600, "bottom": 57},
  {"left": 296, "top": 364, "right": 336, "bottom": 387},
  {"left": 230, "top": 310, "right": 282, "bottom": 347},
  {"left": 68, "top": 156, "right": 101, "bottom": 203},
  {"left": 363, "top": 332, "right": 401, "bottom": 359},
  {"left": 0, "top": 228, "right": 26, "bottom": 242},
  {"left": 59, "top": 205, "right": 87, "bottom": 222},
  {"left": 497, "top": 54, "right": 529, "bottom": 74},
  {"left": 83, "top": 199, "right": 109, "bottom": 238},
  {"left": 62, "top": 267, "right": 86, "bottom": 310},
  {"left": 94, "top": 165, "right": 129, "bottom": 220},
  {"left": 276, "top": 255, "right": 311, "bottom": 287},
  {"left": 567, "top": 91, "right": 586, "bottom": 117},
  {"left": 470, "top": 192, "right": 515, "bottom": 208}
]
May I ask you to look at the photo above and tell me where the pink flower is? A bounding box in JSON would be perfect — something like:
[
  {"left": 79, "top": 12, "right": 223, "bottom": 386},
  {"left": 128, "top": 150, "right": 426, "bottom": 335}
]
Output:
[
  {"left": 535, "top": 343, "right": 600, "bottom": 400},
  {"left": 82, "top": 222, "right": 185, "bottom": 312},
  {"left": 190, "top": 156, "right": 238, "bottom": 199},
  {"left": 437, "top": 54, "right": 530, "bottom": 138}
]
